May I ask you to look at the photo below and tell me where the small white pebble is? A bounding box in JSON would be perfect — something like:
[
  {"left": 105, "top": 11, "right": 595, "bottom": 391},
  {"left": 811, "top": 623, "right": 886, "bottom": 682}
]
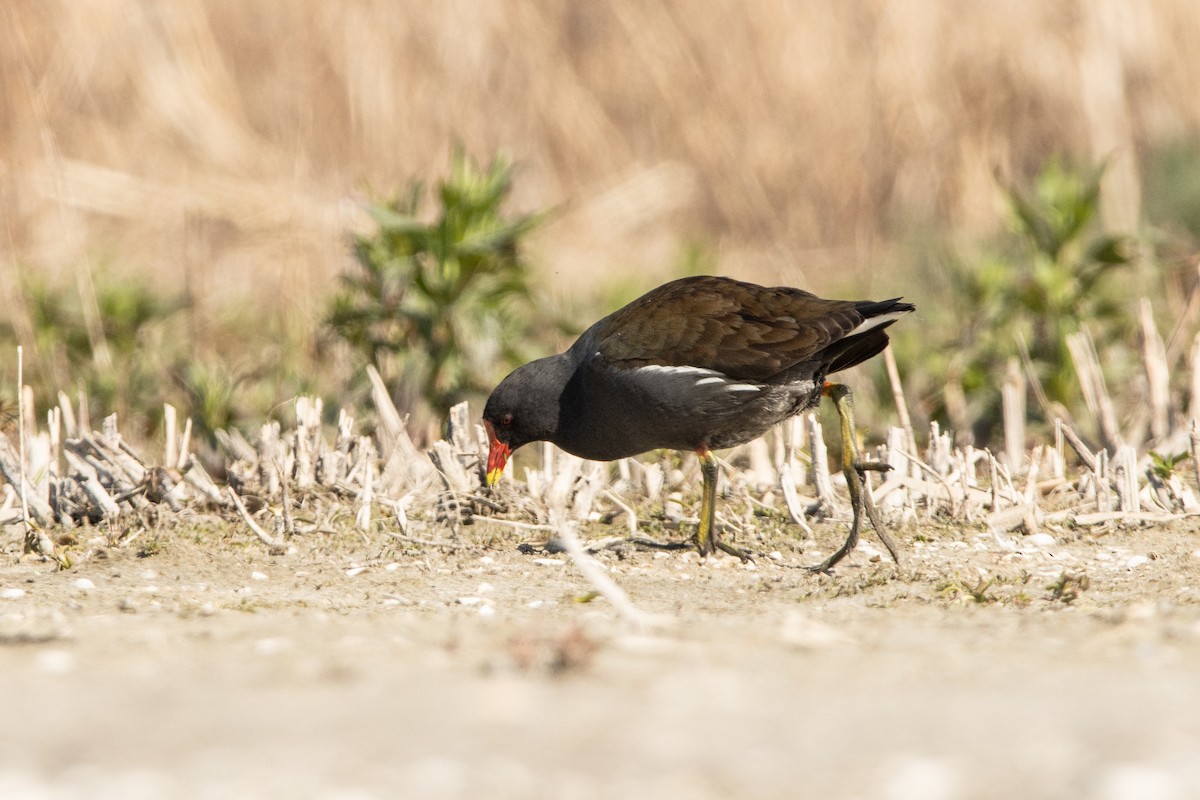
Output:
[
  {"left": 769, "top": 551, "right": 783, "bottom": 561},
  {"left": 254, "top": 637, "right": 291, "bottom": 655},
  {"left": 345, "top": 567, "right": 368, "bottom": 578},
  {"left": 533, "top": 558, "right": 565, "bottom": 567},
  {"left": 1191, "top": 550, "right": 1200, "bottom": 560},
  {"left": 198, "top": 602, "right": 217, "bottom": 616},
  {"left": 479, "top": 556, "right": 495, "bottom": 565},
  {"left": 250, "top": 571, "right": 268, "bottom": 581},
  {"left": 456, "top": 596, "right": 483, "bottom": 606},
  {"left": 1096, "top": 763, "right": 1183, "bottom": 800},
  {"left": 1095, "top": 552, "right": 1113, "bottom": 562},
  {"left": 526, "top": 600, "right": 545, "bottom": 609},
  {"left": 71, "top": 578, "right": 95, "bottom": 592},
  {"left": 37, "top": 649, "right": 74, "bottom": 675},
  {"left": 1027, "top": 533, "right": 1056, "bottom": 547},
  {"left": 385, "top": 562, "right": 401, "bottom": 572},
  {"left": 140, "top": 569, "right": 158, "bottom": 580},
  {"left": 476, "top": 582, "right": 495, "bottom": 594},
  {"left": 1126, "top": 602, "right": 1156, "bottom": 621},
  {"left": 478, "top": 604, "right": 496, "bottom": 618},
  {"left": 1, "top": 588, "right": 25, "bottom": 600},
  {"left": 1125, "top": 555, "right": 1150, "bottom": 570}
]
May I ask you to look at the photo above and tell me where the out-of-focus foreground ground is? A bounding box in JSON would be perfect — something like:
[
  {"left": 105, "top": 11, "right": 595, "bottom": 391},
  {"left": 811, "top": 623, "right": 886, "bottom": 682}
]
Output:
[{"left": 1, "top": 521, "right": 1199, "bottom": 799}]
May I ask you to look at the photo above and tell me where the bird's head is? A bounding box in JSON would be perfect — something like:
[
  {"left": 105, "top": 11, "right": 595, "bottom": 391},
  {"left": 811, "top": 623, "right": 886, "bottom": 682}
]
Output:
[{"left": 481, "top": 358, "right": 566, "bottom": 486}]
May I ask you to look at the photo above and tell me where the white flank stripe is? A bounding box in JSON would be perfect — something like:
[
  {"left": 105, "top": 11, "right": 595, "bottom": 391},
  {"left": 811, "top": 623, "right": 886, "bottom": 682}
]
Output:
[{"left": 637, "top": 364, "right": 722, "bottom": 379}]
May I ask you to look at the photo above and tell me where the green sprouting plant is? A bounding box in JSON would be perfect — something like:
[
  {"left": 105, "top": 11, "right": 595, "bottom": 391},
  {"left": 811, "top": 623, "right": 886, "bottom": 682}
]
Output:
[
  {"left": 326, "top": 150, "right": 545, "bottom": 423},
  {"left": 1148, "top": 450, "right": 1188, "bottom": 481},
  {"left": 892, "top": 157, "right": 1137, "bottom": 445}
]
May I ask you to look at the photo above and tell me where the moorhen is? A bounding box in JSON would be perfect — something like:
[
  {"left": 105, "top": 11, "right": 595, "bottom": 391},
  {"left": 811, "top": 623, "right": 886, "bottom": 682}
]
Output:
[{"left": 483, "top": 275, "right": 913, "bottom": 570}]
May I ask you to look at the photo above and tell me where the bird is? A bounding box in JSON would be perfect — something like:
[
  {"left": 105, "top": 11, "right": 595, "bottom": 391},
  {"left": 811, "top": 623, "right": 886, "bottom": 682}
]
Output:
[{"left": 482, "top": 275, "right": 914, "bottom": 570}]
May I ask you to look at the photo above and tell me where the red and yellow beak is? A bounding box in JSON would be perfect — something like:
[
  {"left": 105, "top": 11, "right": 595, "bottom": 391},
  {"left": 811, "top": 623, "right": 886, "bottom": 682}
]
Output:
[{"left": 484, "top": 421, "right": 511, "bottom": 487}]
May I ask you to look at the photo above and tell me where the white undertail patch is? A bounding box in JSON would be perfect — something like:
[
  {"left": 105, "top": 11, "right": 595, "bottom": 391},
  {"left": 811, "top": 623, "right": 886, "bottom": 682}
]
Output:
[{"left": 846, "top": 310, "right": 908, "bottom": 337}]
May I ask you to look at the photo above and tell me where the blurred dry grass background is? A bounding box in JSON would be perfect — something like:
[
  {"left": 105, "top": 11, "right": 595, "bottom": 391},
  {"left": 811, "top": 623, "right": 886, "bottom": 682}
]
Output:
[
  {"left": 5, "top": 1, "right": 1200, "bottom": 306},
  {"left": 6, "top": 0, "right": 1200, "bottom": 445}
]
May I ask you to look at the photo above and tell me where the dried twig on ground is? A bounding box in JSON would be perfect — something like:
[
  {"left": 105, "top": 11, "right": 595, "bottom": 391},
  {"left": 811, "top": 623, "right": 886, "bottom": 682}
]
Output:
[
  {"left": 227, "top": 485, "right": 287, "bottom": 555},
  {"left": 551, "top": 514, "right": 671, "bottom": 631}
]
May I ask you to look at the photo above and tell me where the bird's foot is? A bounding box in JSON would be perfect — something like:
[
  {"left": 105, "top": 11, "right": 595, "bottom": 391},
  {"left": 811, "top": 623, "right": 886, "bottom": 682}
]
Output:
[
  {"left": 624, "top": 534, "right": 695, "bottom": 552},
  {"left": 623, "top": 532, "right": 753, "bottom": 562},
  {"left": 807, "top": 461, "right": 899, "bottom": 573},
  {"left": 712, "top": 537, "right": 753, "bottom": 562}
]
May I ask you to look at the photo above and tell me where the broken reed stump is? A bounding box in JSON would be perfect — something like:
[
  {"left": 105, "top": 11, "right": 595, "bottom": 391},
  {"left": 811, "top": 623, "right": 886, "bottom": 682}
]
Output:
[{"left": 8, "top": 344, "right": 1200, "bottom": 570}]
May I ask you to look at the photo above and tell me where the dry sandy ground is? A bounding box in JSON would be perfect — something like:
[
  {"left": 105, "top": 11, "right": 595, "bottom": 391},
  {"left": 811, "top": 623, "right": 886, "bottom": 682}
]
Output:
[{"left": 2, "top": 517, "right": 1200, "bottom": 800}]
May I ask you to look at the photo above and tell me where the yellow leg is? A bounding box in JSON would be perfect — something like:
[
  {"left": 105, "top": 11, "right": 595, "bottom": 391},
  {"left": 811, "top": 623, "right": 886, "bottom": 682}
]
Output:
[
  {"left": 695, "top": 450, "right": 718, "bottom": 556},
  {"left": 809, "top": 383, "right": 901, "bottom": 573},
  {"left": 696, "top": 450, "right": 752, "bottom": 561},
  {"left": 624, "top": 449, "right": 751, "bottom": 561}
]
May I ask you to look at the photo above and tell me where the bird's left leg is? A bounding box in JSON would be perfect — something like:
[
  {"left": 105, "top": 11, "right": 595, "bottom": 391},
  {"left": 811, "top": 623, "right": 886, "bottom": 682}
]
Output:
[
  {"left": 622, "top": 450, "right": 751, "bottom": 561},
  {"left": 695, "top": 449, "right": 751, "bottom": 561},
  {"left": 808, "top": 382, "right": 901, "bottom": 573}
]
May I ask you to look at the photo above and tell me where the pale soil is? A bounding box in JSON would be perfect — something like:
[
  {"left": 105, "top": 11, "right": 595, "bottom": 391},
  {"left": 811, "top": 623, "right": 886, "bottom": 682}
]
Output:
[{"left": 2, "top": 516, "right": 1200, "bottom": 800}]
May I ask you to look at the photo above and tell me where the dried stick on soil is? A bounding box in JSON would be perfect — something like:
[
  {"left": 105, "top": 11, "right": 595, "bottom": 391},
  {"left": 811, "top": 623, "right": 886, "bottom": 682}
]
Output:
[
  {"left": 177, "top": 417, "right": 193, "bottom": 471},
  {"left": 1191, "top": 420, "right": 1200, "bottom": 497},
  {"left": 883, "top": 346, "right": 917, "bottom": 460},
  {"left": 1190, "top": 335, "right": 1200, "bottom": 426},
  {"left": 807, "top": 413, "right": 839, "bottom": 513},
  {"left": 1058, "top": 420, "right": 1098, "bottom": 472},
  {"left": 12, "top": 349, "right": 62, "bottom": 564},
  {"left": 0, "top": 434, "right": 53, "bottom": 526},
  {"left": 473, "top": 516, "right": 557, "bottom": 533},
  {"left": 1002, "top": 357, "right": 1026, "bottom": 474},
  {"left": 17, "top": 347, "right": 29, "bottom": 537},
  {"left": 227, "top": 486, "right": 287, "bottom": 555},
  {"left": 890, "top": 449, "right": 961, "bottom": 517},
  {"left": 551, "top": 514, "right": 671, "bottom": 631},
  {"left": 601, "top": 488, "right": 640, "bottom": 537},
  {"left": 1113, "top": 445, "right": 1140, "bottom": 513},
  {"left": 1139, "top": 298, "right": 1170, "bottom": 442},
  {"left": 778, "top": 461, "right": 814, "bottom": 534},
  {"left": 164, "top": 403, "right": 177, "bottom": 468},
  {"left": 63, "top": 450, "right": 121, "bottom": 518},
  {"left": 1066, "top": 329, "right": 1123, "bottom": 451},
  {"left": 1165, "top": 261, "right": 1200, "bottom": 365}
]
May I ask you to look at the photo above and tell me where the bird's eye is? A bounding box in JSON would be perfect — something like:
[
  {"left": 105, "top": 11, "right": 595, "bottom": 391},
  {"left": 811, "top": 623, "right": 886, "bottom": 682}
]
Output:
[{"left": 501, "top": 413, "right": 514, "bottom": 427}]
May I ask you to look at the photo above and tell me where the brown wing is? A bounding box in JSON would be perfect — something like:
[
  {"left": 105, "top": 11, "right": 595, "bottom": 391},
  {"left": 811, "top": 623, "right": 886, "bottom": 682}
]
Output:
[{"left": 595, "top": 276, "right": 868, "bottom": 381}]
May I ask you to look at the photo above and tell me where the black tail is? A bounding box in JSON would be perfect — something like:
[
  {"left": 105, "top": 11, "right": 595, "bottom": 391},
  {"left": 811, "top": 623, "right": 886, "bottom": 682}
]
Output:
[
  {"left": 854, "top": 298, "right": 916, "bottom": 318},
  {"left": 824, "top": 298, "right": 914, "bottom": 374}
]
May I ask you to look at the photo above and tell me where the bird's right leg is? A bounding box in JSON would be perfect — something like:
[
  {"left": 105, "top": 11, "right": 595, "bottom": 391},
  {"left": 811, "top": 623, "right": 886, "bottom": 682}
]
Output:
[{"left": 808, "top": 383, "right": 901, "bottom": 573}]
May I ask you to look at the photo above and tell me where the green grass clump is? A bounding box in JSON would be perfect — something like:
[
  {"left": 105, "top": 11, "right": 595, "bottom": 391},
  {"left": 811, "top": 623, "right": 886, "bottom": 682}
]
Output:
[
  {"left": 890, "top": 158, "right": 1140, "bottom": 446},
  {"left": 326, "top": 150, "right": 554, "bottom": 430}
]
